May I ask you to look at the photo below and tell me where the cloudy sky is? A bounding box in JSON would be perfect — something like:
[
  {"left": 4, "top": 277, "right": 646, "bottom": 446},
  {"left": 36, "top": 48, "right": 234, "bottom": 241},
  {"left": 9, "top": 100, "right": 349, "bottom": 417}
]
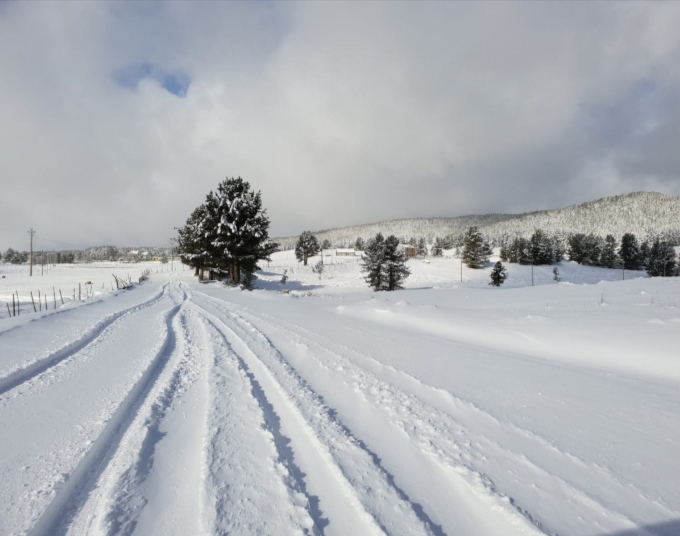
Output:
[{"left": 1, "top": 1, "right": 680, "bottom": 250}]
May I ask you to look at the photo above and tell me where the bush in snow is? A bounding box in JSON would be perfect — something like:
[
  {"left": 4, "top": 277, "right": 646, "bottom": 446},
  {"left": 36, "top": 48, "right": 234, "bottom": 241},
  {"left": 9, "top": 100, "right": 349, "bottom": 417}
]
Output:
[
  {"left": 311, "top": 260, "right": 324, "bottom": 279},
  {"left": 489, "top": 261, "right": 508, "bottom": 287}
]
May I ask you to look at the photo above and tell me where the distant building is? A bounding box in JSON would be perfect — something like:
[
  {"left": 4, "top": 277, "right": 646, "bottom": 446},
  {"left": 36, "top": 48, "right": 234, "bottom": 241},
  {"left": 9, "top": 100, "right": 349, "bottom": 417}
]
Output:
[
  {"left": 402, "top": 245, "right": 416, "bottom": 259},
  {"left": 336, "top": 248, "right": 356, "bottom": 257}
]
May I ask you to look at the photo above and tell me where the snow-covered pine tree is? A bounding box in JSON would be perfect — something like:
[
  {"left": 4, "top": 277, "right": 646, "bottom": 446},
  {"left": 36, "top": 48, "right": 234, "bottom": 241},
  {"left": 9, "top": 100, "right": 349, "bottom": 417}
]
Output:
[
  {"left": 176, "top": 203, "right": 213, "bottom": 278},
  {"left": 530, "top": 229, "right": 554, "bottom": 265},
  {"left": 383, "top": 235, "right": 411, "bottom": 291},
  {"left": 568, "top": 233, "right": 603, "bottom": 266},
  {"left": 416, "top": 237, "right": 427, "bottom": 256},
  {"left": 295, "top": 231, "right": 321, "bottom": 266},
  {"left": 362, "top": 233, "right": 386, "bottom": 291},
  {"left": 462, "top": 227, "right": 492, "bottom": 268},
  {"left": 355, "top": 237, "right": 365, "bottom": 251},
  {"left": 178, "top": 177, "right": 278, "bottom": 285},
  {"left": 432, "top": 237, "right": 443, "bottom": 256},
  {"left": 321, "top": 239, "right": 332, "bottom": 250},
  {"left": 619, "top": 233, "right": 642, "bottom": 270},
  {"left": 489, "top": 261, "right": 508, "bottom": 287}
]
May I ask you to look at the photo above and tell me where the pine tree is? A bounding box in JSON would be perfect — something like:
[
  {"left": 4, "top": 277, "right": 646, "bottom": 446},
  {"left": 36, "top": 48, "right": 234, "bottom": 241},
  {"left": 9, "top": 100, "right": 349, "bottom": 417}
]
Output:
[
  {"left": 530, "top": 229, "right": 550, "bottom": 264},
  {"left": 619, "top": 233, "right": 642, "bottom": 270},
  {"left": 489, "top": 261, "right": 508, "bottom": 287},
  {"left": 361, "top": 234, "right": 410, "bottom": 291},
  {"left": 362, "top": 233, "right": 386, "bottom": 291},
  {"left": 599, "top": 235, "right": 619, "bottom": 268},
  {"left": 355, "top": 237, "right": 365, "bottom": 251},
  {"left": 640, "top": 240, "right": 651, "bottom": 268},
  {"left": 432, "top": 237, "right": 444, "bottom": 256},
  {"left": 176, "top": 204, "right": 212, "bottom": 278},
  {"left": 646, "top": 238, "right": 678, "bottom": 277},
  {"left": 416, "top": 237, "right": 427, "bottom": 256},
  {"left": 383, "top": 235, "right": 411, "bottom": 291},
  {"left": 177, "top": 177, "right": 278, "bottom": 285},
  {"left": 321, "top": 239, "right": 332, "bottom": 250},
  {"left": 462, "top": 227, "right": 492, "bottom": 268},
  {"left": 295, "top": 231, "right": 321, "bottom": 266}
]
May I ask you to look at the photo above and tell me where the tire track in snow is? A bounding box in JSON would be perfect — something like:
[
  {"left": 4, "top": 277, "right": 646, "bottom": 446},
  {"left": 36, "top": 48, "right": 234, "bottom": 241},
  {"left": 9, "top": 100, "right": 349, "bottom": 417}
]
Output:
[
  {"left": 67, "top": 298, "right": 210, "bottom": 536},
  {"left": 190, "top": 292, "right": 436, "bottom": 536},
  {"left": 27, "top": 284, "right": 187, "bottom": 536},
  {"left": 196, "top": 313, "right": 317, "bottom": 535},
  {"left": 0, "top": 284, "right": 169, "bottom": 397},
  {"left": 220, "top": 298, "right": 678, "bottom": 535}
]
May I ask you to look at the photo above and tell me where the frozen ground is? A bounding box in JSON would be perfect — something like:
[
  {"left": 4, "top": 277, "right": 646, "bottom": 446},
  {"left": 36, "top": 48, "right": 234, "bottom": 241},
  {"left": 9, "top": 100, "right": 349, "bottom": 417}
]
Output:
[{"left": 0, "top": 252, "right": 679, "bottom": 536}]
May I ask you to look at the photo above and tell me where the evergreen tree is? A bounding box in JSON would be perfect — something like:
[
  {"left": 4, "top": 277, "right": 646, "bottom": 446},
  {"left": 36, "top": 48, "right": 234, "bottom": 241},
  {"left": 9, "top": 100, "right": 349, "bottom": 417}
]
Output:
[
  {"left": 361, "top": 233, "right": 410, "bottom": 291},
  {"left": 416, "top": 237, "right": 427, "bottom": 256},
  {"left": 568, "top": 233, "right": 602, "bottom": 266},
  {"left": 432, "top": 237, "right": 444, "bottom": 257},
  {"left": 639, "top": 240, "right": 651, "bottom": 268},
  {"left": 355, "top": 237, "right": 365, "bottom": 251},
  {"left": 295, "top": 231, "right": 321, "bottom": 266},
  {"left": 362, "top": 233, "right": 386, "bottom": 291},
  {"left": 462, "top": 227, "right": 492, "bottom": 268},
  {"left": 177, "top": 177, "right": 278, "bottom": 285},
  {"left": 530, "top": 229, "right": 554, "bottom": 265},
  {"left": 646, "top": 238, "right": 678, "bottom": 277},
  {"left": 489, "top": 261, "right": 508, "bottom": 287},
  {"left": 599, "top": 235, "right": 619, "bottom": 268},
  {"left": 619, "top": 233, "right": 642, "bottom": 270},
  {"left": 383, "top": 235, "right": 411, "bottom": 290},
  {"left": 321, "top": 239, "right": 332, "bottom": 249},
  {"left": 176, "top": 203, "right": 212, "bottom": 278}
]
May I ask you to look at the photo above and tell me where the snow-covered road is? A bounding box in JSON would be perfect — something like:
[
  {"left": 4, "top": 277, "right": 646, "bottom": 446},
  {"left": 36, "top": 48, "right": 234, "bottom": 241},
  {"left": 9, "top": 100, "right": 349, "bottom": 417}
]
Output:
[{"left": 1, "top": 268, "right": 679, "bottom": 536}]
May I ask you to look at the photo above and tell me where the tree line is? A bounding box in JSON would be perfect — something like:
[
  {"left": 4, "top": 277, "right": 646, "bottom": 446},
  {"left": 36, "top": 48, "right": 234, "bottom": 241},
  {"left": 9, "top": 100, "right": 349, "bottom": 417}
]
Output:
[{"left": 499, "top": 229, "right": 679, "bottom": 277}]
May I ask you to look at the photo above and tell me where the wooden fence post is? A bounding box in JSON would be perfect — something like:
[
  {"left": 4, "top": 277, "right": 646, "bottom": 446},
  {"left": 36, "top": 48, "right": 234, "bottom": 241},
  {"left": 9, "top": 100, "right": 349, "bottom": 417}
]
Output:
[
  {"left": 30, "top": 292, "right": 37, "bottom": 313},
  {"left": 59, "top": 289, "right": 64, "bottom": 305}
]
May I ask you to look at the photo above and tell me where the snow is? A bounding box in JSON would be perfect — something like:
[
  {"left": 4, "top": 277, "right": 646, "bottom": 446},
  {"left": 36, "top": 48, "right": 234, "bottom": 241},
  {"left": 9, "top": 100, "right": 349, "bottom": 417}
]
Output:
[{"left": 1, "top": 254, "right": 679, "bottom": 535}]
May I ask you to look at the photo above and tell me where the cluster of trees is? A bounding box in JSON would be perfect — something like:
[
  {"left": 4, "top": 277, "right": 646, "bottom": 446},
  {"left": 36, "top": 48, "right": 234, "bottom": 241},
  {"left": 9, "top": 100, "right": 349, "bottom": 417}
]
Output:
[
  {"left": 362, "top": 233, "right": 411, "bottom": 291},
  {"left": 1, "top": 248, "right": 29, "bottom": 264},
  {"left": 176, "top": 177, "right": 278, "bottom": 286},
  {"left": 567, "top": 232, "right": 678, "bottom": 276},
  {"left": 498, "top": 229, "right": 679, "bottom": 277},
  {"left": 500, "top": 230, "right": 564, "bottom": 265}
]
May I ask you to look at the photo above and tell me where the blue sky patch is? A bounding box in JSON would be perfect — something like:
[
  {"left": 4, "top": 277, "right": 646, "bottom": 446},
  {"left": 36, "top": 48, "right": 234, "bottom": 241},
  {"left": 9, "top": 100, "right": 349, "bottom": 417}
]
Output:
[{"left": 114, "top": 62, "right": 190, "bottom": 98}]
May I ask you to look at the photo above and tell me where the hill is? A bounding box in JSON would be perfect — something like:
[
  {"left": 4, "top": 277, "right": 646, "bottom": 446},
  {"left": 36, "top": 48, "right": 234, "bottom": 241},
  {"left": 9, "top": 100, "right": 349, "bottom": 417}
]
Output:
[{"left": 274, "top": 191, "right": 680, "bottom": 248}]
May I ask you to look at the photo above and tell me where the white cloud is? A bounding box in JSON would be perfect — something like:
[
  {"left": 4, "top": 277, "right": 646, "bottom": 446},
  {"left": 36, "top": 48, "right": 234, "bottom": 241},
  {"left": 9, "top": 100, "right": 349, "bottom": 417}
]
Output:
[{"left": 1, "top": 1, "right": 679, "bottom": 250}]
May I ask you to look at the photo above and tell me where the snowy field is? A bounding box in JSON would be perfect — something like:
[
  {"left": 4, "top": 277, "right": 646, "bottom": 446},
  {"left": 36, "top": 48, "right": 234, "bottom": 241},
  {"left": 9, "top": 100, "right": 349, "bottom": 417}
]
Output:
[{"left": 1, "top": 251, "right": 679, "bottom": 536}]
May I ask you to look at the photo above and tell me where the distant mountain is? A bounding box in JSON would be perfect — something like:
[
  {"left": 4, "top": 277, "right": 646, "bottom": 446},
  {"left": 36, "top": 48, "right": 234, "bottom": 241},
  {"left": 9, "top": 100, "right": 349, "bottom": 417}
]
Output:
[{"left": 274, "top": 192, "right": 680, "bottom": 249}]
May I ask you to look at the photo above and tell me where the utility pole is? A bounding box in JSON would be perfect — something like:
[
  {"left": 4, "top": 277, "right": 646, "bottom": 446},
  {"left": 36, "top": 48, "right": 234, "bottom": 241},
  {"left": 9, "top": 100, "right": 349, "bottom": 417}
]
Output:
[{"left": 28, "top": 228, "right": 36, "bottom": 277}]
